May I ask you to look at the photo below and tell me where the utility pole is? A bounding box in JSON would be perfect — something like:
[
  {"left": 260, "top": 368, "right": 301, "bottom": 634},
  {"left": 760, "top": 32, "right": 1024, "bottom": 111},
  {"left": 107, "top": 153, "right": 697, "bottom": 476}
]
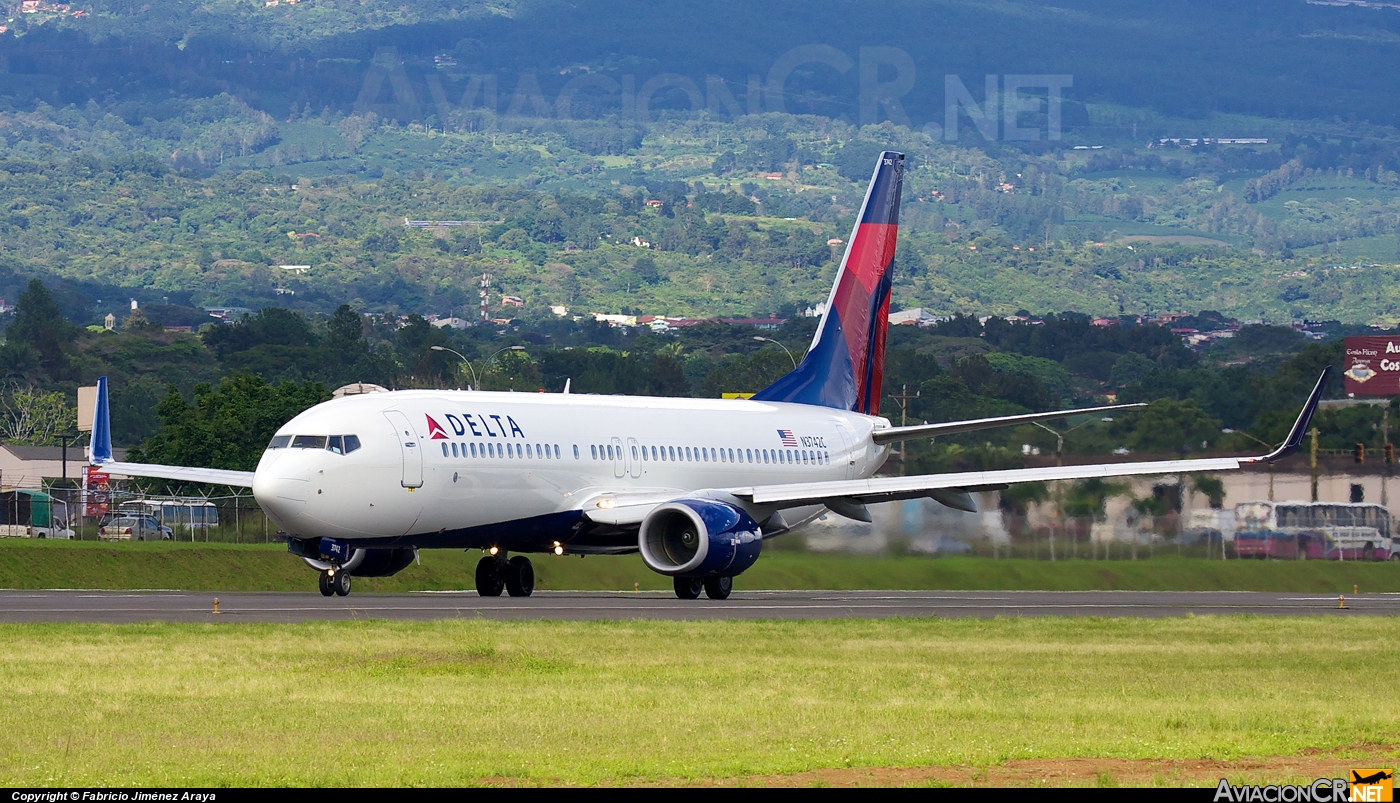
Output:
[
  {"left": 479, "top": 271, "right": 491, "bottom": 322},
  {"left": 887, "top": 384, "right": 919, "bottom": 474},
  {"left": 1310, "top": 427, "right": 1319, "bottom": 503},
  {"left": 1383, "top": 406, "right": 1390, "bottom": 508}
]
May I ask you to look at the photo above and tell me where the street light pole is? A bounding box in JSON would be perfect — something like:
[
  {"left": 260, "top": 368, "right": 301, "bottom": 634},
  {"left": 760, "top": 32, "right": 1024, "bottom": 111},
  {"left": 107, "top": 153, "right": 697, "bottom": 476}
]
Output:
[
  {"left": 430, "top": 344, "right": 526, "bottom": 389},
  {"left": 752, "top": 336, "right": 797, "bottom": 370},
  {"left": 429, "top": 345, "right": 477, "bottom": 387},
  {"left": 1033, "top": 416, "right": 1114, "bottom": 562}
]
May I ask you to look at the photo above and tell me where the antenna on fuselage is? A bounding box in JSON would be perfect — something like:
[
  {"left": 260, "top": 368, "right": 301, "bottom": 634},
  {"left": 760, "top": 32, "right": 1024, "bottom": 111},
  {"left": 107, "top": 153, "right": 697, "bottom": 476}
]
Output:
[{"left": 563, "top": 378, "right": 571, "bottom": 395}]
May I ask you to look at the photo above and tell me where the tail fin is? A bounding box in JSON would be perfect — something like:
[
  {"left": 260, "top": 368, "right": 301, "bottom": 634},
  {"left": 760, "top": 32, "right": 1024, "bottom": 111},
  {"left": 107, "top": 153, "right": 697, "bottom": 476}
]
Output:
[
  {"left": 90, "top": 376, "right": 112, "bottom": 464},
  {"left": 751, "top": 150, "right": 904, "bottom": 415}
]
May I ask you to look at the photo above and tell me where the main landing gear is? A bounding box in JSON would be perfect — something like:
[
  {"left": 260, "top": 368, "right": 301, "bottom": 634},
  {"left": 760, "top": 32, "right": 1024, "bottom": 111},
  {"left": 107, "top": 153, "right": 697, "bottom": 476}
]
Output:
[
  {"left": 673, "top": 576, "right": 732, "bottom": 600},
  {"left": 318, "top": 569, "right": 351, "bottom": 597},
  {"left": 475, "top": 553, "right": 534, "bottom": 597}
]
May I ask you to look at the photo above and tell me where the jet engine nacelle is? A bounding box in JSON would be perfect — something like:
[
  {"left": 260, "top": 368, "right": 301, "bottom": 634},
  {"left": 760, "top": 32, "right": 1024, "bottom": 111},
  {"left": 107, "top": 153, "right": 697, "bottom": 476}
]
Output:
[
  {"left": 349, "top": 548, "right": 417, "bottom": 578},
  {"left": 638, "top": 499, "right": 762, "bottom": 578}
]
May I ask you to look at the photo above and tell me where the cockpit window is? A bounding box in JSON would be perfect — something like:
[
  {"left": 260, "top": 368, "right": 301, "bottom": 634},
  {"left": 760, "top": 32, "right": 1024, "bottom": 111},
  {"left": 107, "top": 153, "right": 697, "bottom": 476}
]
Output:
[
  {"left": 343, "top": 435, "right": 361, "bottom": 454},
  {"left": 327, "top": 436, "right": 343, "bottom": 455},
  {"left": 267, "top": 435, "right": 291, "bottom": 450},
  {"left": 291, "top": 435, "right": 327, "bottom": 449}
]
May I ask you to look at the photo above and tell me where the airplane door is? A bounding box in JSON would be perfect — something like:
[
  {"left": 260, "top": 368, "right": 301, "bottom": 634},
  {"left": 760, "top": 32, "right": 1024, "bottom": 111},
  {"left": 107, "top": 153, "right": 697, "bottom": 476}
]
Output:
[
  {"left": 383, "top": 410, "right": 424, "bottom": 488},
  {"left": 626, "top": 437, "right": 642, "bottom": 478},
  {"left": 832, "top": 418, "right": 859, "bottom": 480},
  {"left": 611, "top": 436, "right": 626, "bottom": 479}
]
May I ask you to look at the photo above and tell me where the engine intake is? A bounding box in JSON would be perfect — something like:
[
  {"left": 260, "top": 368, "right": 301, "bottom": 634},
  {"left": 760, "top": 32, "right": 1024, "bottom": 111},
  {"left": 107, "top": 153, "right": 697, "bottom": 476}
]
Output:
[{"left": 639, "top": 499, "right": 762, "bottom": 578}]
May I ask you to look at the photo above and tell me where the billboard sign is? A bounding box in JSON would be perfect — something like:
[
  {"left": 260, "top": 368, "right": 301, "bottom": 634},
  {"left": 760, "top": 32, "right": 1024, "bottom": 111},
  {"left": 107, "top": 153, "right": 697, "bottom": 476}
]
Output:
[
  {"left": 1344, "top": 337, "right": 1400, "bottom": 396},
  {"left": 83, "top": 466, "right": 110, "bottom": 517}
]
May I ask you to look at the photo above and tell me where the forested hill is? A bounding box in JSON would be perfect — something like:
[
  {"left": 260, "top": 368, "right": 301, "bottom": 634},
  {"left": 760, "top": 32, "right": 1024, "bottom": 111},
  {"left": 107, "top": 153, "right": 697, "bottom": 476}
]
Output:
[
  {"left": 3, "top": 0, "right": 1400, "bottom": 323},
  {"left": 7, "top": 0, "right": 1400, "bottom": 127}
]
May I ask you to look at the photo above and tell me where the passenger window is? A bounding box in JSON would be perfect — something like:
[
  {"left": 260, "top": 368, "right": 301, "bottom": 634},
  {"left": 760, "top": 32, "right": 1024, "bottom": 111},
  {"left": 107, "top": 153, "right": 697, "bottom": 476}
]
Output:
[
  {"left": 292, "top": 435, "right": 327, "bottom": 449},
  {"left": 267, "top": 435, "right": 291, "bottom": 450},
  {"left": 591, "top": 445, "right": 598, "bottom": 460},
  {"left": 451, "top": 442, "right": 458, "bottom": 457},
  {"left": 470, "top": 442, "right": 478, "bottom": 457},
  {"left": 573, "top": 445, "right": 580, "bottom": 459},
  {"left": 746, "top": 449, "right": 752, "bottom": 462},
  {"left": 328, "top": 436, "right": 344, "bottom": 454},
  {"left": 441, "top": 442, "right": 449, "bottom": 457},
  {"left": 632, "top": 445, "right": 638, "bottom": 460},
  {"left": 343, "top": 435, "right": 361, "bottom": 454}
]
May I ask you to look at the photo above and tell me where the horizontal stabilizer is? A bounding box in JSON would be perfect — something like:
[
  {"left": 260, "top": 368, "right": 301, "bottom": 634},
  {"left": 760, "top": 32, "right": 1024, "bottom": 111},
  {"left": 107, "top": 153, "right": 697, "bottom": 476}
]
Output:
[
  {"left": 100, "top": 461, "right": 255, "bottom": 488},
  {"left": 871, "top": 403, "right": 1146, "bottom": 445}
]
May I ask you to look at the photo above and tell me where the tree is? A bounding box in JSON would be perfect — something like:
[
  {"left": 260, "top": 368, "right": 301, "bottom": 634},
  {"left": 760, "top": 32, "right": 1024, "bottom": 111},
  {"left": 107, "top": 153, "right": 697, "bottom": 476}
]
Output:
[
  {"left": 122, "top": 308, "right": 162, "bottom": 333},
  {"left": 1109, "top": 352, "right": 1155, "bottom": 388},
  {"left": 128, "top": 374, "right": 330, "bottom": 472},
  {"left": 0, "top": 383, "right": 76, "bottom": 445},
  {"left": 7, "top": 279, "right": 74, "bottom": 379},
  {"left": 1127, "top": 399, "right": 1221, "bottom": 454},
  {"left": 1192, "top": 474, "right": 1226, "bottom": 509}
]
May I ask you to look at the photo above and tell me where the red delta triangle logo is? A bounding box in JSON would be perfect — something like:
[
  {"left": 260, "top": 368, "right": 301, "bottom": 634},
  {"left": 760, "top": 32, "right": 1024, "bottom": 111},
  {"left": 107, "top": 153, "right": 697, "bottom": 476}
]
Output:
[{"left": 425, "top": 415, "right": 449, "bottom": 440}]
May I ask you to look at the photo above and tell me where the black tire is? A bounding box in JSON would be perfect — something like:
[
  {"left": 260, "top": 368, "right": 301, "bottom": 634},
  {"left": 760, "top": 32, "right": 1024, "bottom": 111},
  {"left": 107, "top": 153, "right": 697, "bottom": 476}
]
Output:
[
  {"left": 703, "top": 576, "right": 733, "bottom": 600},
  {"left": 673, "top": 577, "right": 703, "bottom": 600},
  {"left": 333, "top": 571, "right": 352, "bottom": 597},
  {"left": 475, "top": 556, "right": 504, "bottom": 597},
  {"left": 505, "top": 556, "right": 534, "bottom": 597},
  {"left": 318, "top": 571, "right": 333, "bottom": 597}
]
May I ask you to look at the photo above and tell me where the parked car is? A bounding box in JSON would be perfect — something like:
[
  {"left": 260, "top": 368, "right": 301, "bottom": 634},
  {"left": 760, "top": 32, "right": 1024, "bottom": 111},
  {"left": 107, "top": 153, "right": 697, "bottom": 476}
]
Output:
[{"left": 99, "top": 515, "right": 173, "bottom": 541}]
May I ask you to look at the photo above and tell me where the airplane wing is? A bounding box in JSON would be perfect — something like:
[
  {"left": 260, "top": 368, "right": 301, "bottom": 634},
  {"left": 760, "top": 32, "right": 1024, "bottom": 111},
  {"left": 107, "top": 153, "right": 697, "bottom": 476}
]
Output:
[
  {"left": 735, "top": 367, "right": 1328, "bottom": 513},
  {"left": 871, "top": 402, "right": 1146, "bottom": 445},
  {"left": 86, "top": 376, "right": 255, "bottom": 488},
  {"left": 101, "top": 461, "right": 256, "bottom": 488},
  {"left": 733, "top": 456, "right": 1246, "bottom": 509}
]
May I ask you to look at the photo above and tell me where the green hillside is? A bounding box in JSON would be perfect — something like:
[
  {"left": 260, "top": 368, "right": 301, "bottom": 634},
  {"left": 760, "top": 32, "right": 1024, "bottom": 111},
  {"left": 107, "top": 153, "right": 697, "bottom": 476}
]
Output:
[{"left": 2, "top": 2, "right": 1400, "bottom": 321}]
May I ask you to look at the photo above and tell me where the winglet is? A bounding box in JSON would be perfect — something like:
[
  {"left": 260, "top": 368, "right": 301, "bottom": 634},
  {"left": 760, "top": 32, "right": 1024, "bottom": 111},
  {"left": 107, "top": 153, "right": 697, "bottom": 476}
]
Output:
[
  {"left": 1248, "top": 366, "right": 1330, "bottom": 464},
  {"left": 90, "top": 376, "right": 112, "bottom": 465}
]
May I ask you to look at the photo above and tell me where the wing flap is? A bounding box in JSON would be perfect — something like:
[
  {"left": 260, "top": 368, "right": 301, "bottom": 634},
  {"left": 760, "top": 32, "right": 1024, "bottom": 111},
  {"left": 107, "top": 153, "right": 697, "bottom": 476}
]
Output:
[
  {"left": 101, "top": 461, "right": 255, "bottom": 488},
  {"left": 735, "top": 457, "right": 1243, "bottom": 507},
  {"left": 871, "top": 403, "right": 1146, "bottom": 444}
]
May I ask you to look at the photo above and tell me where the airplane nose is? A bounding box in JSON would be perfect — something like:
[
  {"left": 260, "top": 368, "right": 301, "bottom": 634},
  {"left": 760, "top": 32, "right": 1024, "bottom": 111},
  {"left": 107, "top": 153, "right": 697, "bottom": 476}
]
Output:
[{"left": 252, "top": 470, "right": 310, "bottom": 530}]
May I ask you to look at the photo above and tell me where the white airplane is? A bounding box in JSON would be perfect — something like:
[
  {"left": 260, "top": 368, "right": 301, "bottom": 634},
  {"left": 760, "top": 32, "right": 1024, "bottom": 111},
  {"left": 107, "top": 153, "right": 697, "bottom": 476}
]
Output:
[{"left": 88, "top": 151, "right": 1329, "bottom": 599}]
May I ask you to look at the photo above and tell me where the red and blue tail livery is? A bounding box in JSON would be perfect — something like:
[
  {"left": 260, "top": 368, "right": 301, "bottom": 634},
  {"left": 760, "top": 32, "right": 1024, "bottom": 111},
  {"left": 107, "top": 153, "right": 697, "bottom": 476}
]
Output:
[{"left": 753, "top": 150, "right": 904, "bottom": 415}]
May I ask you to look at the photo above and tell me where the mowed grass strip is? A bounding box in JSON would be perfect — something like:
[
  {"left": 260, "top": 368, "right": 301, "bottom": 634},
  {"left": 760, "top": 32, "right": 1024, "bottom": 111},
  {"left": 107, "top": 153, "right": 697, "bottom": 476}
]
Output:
[
  {"left": 0, "top": 617, "right": 1396, "bottom": 786},
  {"left": 2, "top": 540, "right": 1398, "bottom": 592}
]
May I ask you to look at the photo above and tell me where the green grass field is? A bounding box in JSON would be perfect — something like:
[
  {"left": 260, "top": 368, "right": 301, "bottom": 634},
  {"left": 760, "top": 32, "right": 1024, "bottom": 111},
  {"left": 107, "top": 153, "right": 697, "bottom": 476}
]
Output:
[
  {"left": 0, "top": 617, "right": 1395, "bottom": 786},
  {"left": 0, "top": 539, "right": 1396, "bottom": 593}
]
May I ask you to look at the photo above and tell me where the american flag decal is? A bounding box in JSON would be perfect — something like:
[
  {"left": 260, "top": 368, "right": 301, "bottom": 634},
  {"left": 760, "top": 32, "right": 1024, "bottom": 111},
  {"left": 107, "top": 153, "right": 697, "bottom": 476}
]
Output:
[{"left": 777, "top": 429, "right": 798, "bottom": 446}]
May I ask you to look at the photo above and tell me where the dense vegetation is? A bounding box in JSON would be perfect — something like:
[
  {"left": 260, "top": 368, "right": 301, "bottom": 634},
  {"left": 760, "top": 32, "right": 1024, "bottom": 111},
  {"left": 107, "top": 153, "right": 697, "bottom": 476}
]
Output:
[
  {"left": 3, "top": 0, "right": 1400, "bottom": 474},
  {"left": 3, "top": 1, "right": 1400, "bottom": 323}
]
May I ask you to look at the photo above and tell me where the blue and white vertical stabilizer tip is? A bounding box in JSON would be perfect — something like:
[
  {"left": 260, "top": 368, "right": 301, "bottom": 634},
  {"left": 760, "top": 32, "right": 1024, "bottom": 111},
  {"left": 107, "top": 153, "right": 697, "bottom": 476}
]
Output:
[{"left": 89, "top": 376, "right": 112, "bottom": 465}]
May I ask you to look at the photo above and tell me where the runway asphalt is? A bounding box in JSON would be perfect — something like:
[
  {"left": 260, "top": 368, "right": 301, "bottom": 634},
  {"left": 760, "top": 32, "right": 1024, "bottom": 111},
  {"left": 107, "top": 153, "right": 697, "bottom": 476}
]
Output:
[{"left": 0, "top": 589, "right": 1394, "bottom": 623}]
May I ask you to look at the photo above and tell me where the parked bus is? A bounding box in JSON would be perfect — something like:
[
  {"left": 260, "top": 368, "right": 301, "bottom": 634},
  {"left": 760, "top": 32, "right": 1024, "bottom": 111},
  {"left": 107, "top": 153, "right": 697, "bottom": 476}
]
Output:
[
  {"left": 1233, "top": 501, "right": 1393, "bottom": 560},
  {"left": 116, "top": 499, "right": 220, "bottom": 531},
  {"left": 0, "top": 488, "right": 73, "bottom": 539}
]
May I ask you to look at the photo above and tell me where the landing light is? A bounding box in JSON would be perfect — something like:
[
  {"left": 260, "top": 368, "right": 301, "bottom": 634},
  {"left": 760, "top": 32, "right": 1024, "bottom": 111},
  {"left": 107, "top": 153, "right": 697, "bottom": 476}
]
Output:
[
  {"left": 553, "top": 542, "right": 564, "bottom": 556},
  {"left": 596, "top": 499, "right": 616, "bottom": 509},
  {"left": 488, "top": 546, "right": 499, "bottom": 556}
]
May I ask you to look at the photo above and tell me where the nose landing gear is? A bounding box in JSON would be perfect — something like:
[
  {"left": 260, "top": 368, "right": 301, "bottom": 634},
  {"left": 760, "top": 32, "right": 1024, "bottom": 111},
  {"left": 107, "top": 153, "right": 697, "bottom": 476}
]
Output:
[{"left": 474, "top": 552, "right": 534, "bottom": 597}]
